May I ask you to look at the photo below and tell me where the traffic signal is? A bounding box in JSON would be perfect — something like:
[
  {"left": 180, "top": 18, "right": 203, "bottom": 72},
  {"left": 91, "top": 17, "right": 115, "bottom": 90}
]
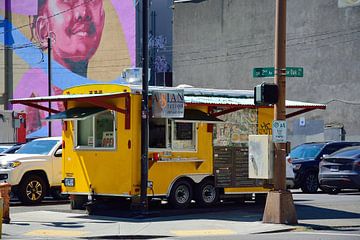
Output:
[{"left": 254, "top": 82, "right": 279, "bottom": 106}]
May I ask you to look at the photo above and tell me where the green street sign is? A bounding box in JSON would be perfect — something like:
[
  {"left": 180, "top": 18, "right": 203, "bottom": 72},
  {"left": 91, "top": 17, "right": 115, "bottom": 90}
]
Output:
[
  {"left": 286, "top": 67, "right": 303, "bottom": 77},
  {"left": 253, "top": 67, "right": 275, "bottom": 78},
  {"left": 253, "top": 67, "right": 304, "bottom": 78}
]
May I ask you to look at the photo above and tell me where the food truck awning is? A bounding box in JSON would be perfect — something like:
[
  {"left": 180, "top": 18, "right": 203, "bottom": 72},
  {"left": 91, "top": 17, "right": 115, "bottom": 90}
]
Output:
[
  {"left": 184, "top": 96, "right": 326, "bottom": 118},
  {"left": 172, "top": 109, "right": 223, "bottom": 123},
  {"left": 44, "top": 107, "right": 106, "bottom": 121},
  {"left": 10, "top": 86, "right": 326, "bottom": 120},
  {"left": 10, "top": 92, "right": 129, "bottom": 114},
  {"left": 10, "top": 92, "right": 132, "bottom": 129}
]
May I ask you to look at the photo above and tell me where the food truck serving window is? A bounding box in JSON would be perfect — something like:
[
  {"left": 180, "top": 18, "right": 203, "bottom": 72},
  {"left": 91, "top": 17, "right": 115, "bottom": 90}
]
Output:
[
  {"left": 75, "top": 111, "right": 116, "bottom": 149},
  {"left": 172, "top": 121, "right": 196, "bottom": 150},
  {"left": 149, "top": 118, "right": 197, "bottom": 151}
]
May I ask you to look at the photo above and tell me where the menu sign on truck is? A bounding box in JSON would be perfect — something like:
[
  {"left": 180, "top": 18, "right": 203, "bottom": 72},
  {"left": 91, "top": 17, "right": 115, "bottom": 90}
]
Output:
[{"left": 152, "top": 90, "right": 184, "bottom": 118}]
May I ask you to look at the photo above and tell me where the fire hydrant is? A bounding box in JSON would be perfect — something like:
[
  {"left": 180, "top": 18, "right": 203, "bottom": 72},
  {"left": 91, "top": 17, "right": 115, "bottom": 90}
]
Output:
[{"left": 0, "top": 183, "right": 11, "bottom": 224}]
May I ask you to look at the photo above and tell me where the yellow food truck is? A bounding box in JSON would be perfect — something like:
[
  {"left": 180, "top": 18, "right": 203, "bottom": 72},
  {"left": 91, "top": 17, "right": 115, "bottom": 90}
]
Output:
[{"left": 11, "top": 84, "right": 325, "bottom": 210}]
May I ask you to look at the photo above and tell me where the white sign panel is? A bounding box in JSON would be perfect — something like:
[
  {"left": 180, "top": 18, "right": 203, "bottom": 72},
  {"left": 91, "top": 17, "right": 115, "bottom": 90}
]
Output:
[
  {"left": 152, "top": 90, "right": 184, "bottom": 118},
  {"left": 272, "top": 120, "right": 287, "bottom": 143}
]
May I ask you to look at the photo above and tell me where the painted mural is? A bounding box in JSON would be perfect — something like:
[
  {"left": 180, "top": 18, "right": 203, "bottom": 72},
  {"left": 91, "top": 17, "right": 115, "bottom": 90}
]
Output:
[
  {"left": 213, "top": 109, "right": 258, "bottom": 147},
  {"left": 0, "top": 0, "right": 135, "bottom": 137}
]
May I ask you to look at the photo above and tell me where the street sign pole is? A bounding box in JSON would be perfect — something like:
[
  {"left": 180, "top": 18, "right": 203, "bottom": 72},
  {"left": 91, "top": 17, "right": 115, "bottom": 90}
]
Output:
[
  {"left": 140, "top": 0, "right": 149, "bottom": 211},
  {"left": 263, "top": 0, "right": 297, "bottom": 225}
]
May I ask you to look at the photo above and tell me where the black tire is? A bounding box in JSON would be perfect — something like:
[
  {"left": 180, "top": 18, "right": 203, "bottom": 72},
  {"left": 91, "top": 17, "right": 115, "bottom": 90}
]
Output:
[
  {"left": 301, "top": 171, "right": 319, "bottom": 193},
  {"left": 50, "top": 187, "right": 69, "bottom": 200},
  {"left": 195, "top": 179, "right": 219, "bottom": 207},
  {"left": 321, "top": 187, "right": 341, "bottom": 195},
  {"left": 255, "top": 193, "right": 267, "bottom": 205},
  {"left": 18, "top": 174, "right": 47, "bottom": 205},
  {"left": 169, "top": 180, "right": 193, "bottom": 209},
  {"left": 70, "top": 194, "right": 87, "bottom": 210}
]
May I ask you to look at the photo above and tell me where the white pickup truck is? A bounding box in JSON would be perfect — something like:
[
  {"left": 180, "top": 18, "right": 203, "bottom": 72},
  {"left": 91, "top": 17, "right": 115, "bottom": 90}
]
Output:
[{"left": 0, "top": 137, "right": 63, "bottom": 204}]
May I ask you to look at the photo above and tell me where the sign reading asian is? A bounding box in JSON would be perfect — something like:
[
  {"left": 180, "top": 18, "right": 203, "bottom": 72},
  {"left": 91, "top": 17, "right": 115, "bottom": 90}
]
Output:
[{"left": 152, "top": 90, "right": 184, "bottom": 118}]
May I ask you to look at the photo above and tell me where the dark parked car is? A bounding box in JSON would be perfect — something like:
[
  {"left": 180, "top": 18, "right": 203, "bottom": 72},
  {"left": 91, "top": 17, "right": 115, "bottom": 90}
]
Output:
[
  {"left": 288, "top": 141, "right": 360, "bottom": 193},
  {"left": 319, "top": 146, "right": 360, "bottom": 194}
]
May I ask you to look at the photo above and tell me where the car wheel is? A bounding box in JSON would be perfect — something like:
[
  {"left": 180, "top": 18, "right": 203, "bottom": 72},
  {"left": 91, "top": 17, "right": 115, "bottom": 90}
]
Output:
[
  {"left": 169, "top": 180, "right": 193, "bottom": 209},
  {"left": 301, "top": 171, "right": 319, "bottom": 193},
  {"left": 195, "top": 179, "right": 219, "bottom": 207},
  {"left": 18, "top": 174, "right": 47, "bottom": 205},
  {"left": 70, "top": 194, "right": 88, "bottom": 210}
]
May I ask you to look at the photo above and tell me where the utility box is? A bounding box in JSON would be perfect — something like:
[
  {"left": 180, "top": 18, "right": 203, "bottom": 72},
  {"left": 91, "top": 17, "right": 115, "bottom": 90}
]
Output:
[
  {"left": 248, "top": 135, "right": 274, "bottom": 179},
  {"left": 0, "top": 111, "right": 27, "bottom": 144}
]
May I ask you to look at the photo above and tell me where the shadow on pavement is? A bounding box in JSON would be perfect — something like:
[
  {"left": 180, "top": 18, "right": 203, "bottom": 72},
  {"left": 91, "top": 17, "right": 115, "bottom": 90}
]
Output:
[{"left": 296, "top": 204, "right": 360, "bottom": 220}]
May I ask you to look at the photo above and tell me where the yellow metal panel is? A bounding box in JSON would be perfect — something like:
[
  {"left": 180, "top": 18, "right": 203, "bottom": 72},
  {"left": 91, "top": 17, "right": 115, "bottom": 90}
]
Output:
[
  {"left": 62, "top": 84, "right": 136, "bottom": 196},
  {"left": 64, "top": 84, "right": 131, "bottom": 95},
  {"left": 258, "top": 108, "right": 274, "bottom": 135},
  {"left": 148, "top": 107, "right": 213, "bottom": 195},
  {"left": 224, "top": 187, "right": 270, "bottom": 193}
]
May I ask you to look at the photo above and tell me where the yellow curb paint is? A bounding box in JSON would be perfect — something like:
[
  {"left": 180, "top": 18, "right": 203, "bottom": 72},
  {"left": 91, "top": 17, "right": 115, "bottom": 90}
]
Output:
[
  {"left": 171, "top": 229, "right": 236, "bottom": 236},
  {"left": 25, "top": 229, "right": 89, "bottom": 237}
]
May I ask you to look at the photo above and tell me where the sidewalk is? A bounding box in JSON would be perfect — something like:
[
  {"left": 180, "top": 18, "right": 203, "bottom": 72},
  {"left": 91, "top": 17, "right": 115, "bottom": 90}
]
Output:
[
  {"left": 3, "top": 208, "right": 296, "bottom": 239},
  {"left": 2, "top": 192, "right": 360, "bottom": 239}
]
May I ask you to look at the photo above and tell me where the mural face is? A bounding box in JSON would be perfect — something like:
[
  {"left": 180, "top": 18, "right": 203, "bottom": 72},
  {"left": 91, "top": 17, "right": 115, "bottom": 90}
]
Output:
[
  {"left": 36, "top": 0, "right": 105, "bottom": 73},
  {"left": 0, "top": 0, "right": 135, "bottom": 137}
]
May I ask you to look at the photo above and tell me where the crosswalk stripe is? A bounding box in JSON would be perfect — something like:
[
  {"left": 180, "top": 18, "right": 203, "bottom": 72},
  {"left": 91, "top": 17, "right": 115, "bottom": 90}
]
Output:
[{"left": 25, "top": 229, "right": 89, "bottom": 237}]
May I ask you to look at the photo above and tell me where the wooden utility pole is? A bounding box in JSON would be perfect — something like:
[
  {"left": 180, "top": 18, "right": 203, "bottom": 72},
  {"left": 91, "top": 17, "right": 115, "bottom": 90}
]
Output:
[{"left": 262, "top": 0, "right": 297, "bottom": 224}]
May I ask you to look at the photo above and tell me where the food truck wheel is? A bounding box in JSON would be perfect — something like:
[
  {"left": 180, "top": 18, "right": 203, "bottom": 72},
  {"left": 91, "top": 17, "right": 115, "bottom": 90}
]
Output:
[
  {"left": 70, "top": 195, "right": 87, "bottom": 210},
  {"left": 18, "top": 174, "right": 47, "bottom": 205},
  {"left": 169, "top": 180, "right": 193, "bottom": 209},
  {"left": 195, "top": 179, "right": 219, "bottom": 207}
]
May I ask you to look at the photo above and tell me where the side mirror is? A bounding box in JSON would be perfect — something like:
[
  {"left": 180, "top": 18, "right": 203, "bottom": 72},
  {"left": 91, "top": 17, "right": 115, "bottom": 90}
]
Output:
[
  {"left": 55, "top": 149, "right": 62, "bottom": 157},
  {"left": 321, "top": 154, "right": 329, "bottom": 160}
]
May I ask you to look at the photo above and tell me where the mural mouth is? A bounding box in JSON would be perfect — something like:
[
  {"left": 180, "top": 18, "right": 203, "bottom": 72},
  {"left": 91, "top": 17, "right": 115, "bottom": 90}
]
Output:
[{"left": 71, "top": 23, "right": 95, "bottom": 37}]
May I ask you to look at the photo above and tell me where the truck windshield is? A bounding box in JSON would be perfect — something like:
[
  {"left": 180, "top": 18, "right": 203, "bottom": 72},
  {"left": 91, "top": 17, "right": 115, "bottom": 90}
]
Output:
[
  {"left": 16, "top": 140, "right": 58, "bottom": 155},
  {"left": 290, "top": 143, "right": 325, "bottom": 159}
]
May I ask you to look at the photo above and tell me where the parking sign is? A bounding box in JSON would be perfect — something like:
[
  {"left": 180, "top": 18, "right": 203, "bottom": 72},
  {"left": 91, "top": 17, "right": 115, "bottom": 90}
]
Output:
[{"left": 272, "top": 120, "right": 287, "bottom": 143}]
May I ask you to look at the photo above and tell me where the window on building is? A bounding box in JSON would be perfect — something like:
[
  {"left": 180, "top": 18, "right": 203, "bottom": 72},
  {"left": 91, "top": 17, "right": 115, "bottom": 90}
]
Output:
[{"left": 75, "top": 111, "right": 115, "bottom": 149}]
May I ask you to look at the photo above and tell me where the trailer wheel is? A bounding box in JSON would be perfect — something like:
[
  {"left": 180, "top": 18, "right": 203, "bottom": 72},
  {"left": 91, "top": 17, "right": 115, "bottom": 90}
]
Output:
[
  {"left": 18, "top": 174, "right": 47, "bottom": 205},
  {"left": 195, "top": 179, "right": 219, "bottom": 207},
  {"left": 70, "top": 195, "right": 87, "bottom": 210},
  {"left": 169, "top": 180, "right": 193, "bottom": 209}
]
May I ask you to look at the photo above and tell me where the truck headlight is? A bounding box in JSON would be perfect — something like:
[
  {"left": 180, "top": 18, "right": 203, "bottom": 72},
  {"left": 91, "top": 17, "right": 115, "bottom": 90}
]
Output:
[{"left": 0, "top": 161, "right": 21, "bottom": 169}]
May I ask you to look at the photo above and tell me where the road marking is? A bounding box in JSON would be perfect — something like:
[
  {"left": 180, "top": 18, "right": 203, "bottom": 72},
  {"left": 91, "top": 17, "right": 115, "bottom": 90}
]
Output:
[
  {"left": 171, "top": 229, "right": 236, "bottom": 236},
  {"left": 25, "top": 229, "right": 89, "bottom": 237}
]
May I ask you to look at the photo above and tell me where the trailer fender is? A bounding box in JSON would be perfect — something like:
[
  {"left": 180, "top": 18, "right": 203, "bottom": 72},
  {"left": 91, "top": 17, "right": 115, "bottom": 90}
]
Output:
[{"left": 166, "top": 174, "right": 210, "bottom": 197}]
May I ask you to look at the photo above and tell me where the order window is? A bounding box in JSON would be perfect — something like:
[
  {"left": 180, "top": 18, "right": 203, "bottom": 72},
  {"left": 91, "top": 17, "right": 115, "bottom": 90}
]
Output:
[
  {"left": 149, "top": 119, "right": 197, "bottom": 151},
  {"left": 172, "top": 122, "right": 196, "bottom": 150},
  {"left": 76, "top": 111, "right": 115, "bottom": 149}
]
